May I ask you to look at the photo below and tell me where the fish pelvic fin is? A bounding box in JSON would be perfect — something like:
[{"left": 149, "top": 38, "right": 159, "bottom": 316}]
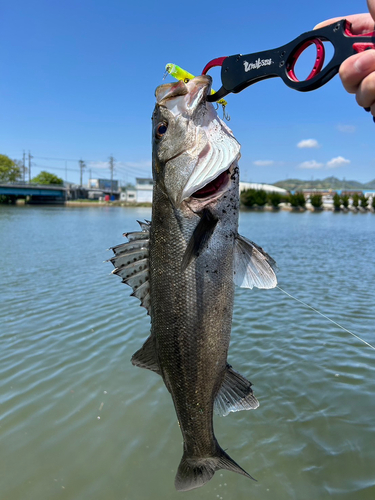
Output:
[{"left": 174, "top": 445, "right": 255, "bottom": 492}]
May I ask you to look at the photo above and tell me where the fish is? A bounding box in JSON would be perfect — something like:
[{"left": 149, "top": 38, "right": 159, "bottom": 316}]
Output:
[{"left": 109, "top": 75, "right": 277, "bottom": 491}]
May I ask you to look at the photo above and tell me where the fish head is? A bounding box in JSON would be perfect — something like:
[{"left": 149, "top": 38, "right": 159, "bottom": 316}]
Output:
[{"left": 152, "top": 76, "right": 241, "bottom": 209}]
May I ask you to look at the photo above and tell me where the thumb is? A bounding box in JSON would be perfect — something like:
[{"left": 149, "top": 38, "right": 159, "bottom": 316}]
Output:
[{"left": 368, "top": 0, "right": 375, "bottom": 22}]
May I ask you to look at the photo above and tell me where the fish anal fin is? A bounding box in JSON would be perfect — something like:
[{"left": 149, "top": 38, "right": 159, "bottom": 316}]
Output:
[
  {"left": 131, "top": 334, "right": 161, "bottom": 375},
  {"left": 214, "top": 364, "right": 259, "bottom": 417}
]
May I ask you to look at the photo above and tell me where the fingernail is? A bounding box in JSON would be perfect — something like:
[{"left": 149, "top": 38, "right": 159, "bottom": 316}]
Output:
[{"left": 354, "top": 51, "right": 375, "bottom": 73}]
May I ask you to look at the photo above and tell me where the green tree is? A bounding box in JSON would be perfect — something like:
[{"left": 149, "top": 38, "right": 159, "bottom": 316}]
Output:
[
  {"left": 310, "top": 193, "right": 323, "bottom": 209},
  {"left": 267, "top": 192, "right": 282, "bottom": 208},
  {"left": 0, "top": 154, "right": 22, "bottom": 182},
  {"left": 31, "top": 171, "right": 63, "bottom": 185},
  {"left": 253, "top": 189, "right": 268, "bottom": 206},
  {"left": 241, "top": 189, "right": 268, "bottom": 207},
  {"left": 289, "top": 191, "right": 306, "bottom": 208},
  {"left": 240, "top": 189, "right": 256, "bottom": 207},
  {"left": 352, "top": 193, "right": 359, "bottom": 208},
  {"left": 341, "top": 194, "right": 350, "bottom": 208},
  {"left": 333, "top": 192, "right": 341, "bottom": 210},
  {"left": 359, "top": 194, "right": 368, "bottom": 209},
  {"left": 372, "top": 196, "right": 375, "bottom": 210}
]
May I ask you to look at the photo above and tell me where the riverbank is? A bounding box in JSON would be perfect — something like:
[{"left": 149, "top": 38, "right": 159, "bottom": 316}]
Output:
[{"left": 7, "top": 199, "right": 375, "bottom": 212}]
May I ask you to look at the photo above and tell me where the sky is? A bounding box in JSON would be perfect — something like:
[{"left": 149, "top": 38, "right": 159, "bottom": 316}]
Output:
[{"left": 1, "top": 0, "right": 374, "bottom": 186}]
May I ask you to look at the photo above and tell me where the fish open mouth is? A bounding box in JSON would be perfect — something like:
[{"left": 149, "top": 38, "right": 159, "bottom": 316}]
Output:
[{"left": 190, "top": 168, "right": 231, "bottom": 200}]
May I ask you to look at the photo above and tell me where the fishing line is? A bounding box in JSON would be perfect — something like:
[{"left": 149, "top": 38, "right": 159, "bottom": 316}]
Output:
[{"left": 276, "top": 285, "right": 375, "bottom": 351}]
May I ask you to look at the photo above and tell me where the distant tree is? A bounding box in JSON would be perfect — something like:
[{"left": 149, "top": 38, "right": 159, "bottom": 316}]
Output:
[
  {"left": 289, "top": 191, "right": 306, "bottom": 208},
  {"left": 333, "top": 192, "right": 341, "bottom": 210},
  {"left": 267, "top": 192, "right": 282, "bottom": 208},
  {"left": 341, "top": 194, "right": 350, "bottom": 208},
  {"left": 310, "top": 193, "right": 323, "bottom": 209},
  {"left": 31, "top": 171, "right": 63, "bottom": 185},
  {"left": 241, "top": 189, "right": 267, "bottom": 207},
  {"left": 253, "top": 189, "right": 268, "bottom": 206},
  {"left": 240, "top": 189, "right": 256, "bottom": 207},
  {"left": 352, "top": 193, "right": 359, "bottom": 208},
  {"left": 0, "top": 154, "right": 22, "bottom": 182},
  {"left": 359, "top": 194, "right": 368, "bottom": 209},
  {"left": 372, "top": 196, "right": 375, "bottom": 210}
]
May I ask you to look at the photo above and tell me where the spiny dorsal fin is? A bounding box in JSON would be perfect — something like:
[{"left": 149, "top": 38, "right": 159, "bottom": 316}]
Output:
[
  {"left": 214, "top": 364, "right": 259, "bottom": 416},
  {"left": 110, "top": 220, "right": 151, "bottom": 314},
  {"left": 233, "top": 234, "right": 277, "bottom": 289}
]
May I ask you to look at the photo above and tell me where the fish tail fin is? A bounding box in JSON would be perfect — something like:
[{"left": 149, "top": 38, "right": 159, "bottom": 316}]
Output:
[{"left": 174, "top": 445, "right": 255, "bottom": 492}]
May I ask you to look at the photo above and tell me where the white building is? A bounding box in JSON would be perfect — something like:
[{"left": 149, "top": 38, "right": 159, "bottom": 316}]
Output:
[
  {"left": 239, "top": 182, "right": 287, "bottom": 194},
  {"left": 135, "top": 178, "right": 153, "bottom": 203}
]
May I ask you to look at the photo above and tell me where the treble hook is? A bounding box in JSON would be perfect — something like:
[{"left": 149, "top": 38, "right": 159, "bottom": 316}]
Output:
[{"left": 222, "top": 104, "right": 230, "bottom": 121}]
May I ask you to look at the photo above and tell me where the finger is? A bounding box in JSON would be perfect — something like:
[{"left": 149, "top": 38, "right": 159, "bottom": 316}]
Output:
[
  {"left": 339, "top": 50, "right": 375, "bottom": 93},
  {"left": 314, "top": 13, "right": 374, "bottom": 33},
  {"left": 368, "top": 0, "right": 375, "bottom": 22},
  {"left": 355, "top": 71, "right": 375, "bottom": 108}
]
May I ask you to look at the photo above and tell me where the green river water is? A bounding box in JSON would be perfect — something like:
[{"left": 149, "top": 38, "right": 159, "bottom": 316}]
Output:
[{"left": 0, "top": 205, "right": 374, "bottom": 500}]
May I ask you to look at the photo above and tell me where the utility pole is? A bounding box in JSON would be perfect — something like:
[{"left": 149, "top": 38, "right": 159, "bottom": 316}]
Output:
[
  {"left": 79, "top": 159, "right": 86, "bottom": 187},
  {"left": 109, "top": 155, "right": 115, "bottom": 196},
  {"left": 65, "top": 161, "right": 68, "bottom": 184},
  {"left": 28, "top": 151, "right": 33, "bottom": 183},
  {"left": 22, "top": 151, "right": 26, "bottom": 182},
  {"left": 89, "top": 169, "right": 92, "bottom": 187}
]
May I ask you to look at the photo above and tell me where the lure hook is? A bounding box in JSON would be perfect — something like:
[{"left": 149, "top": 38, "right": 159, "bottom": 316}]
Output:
[{"left": 222, "top": 105, "right": 230, "bottom": 121}]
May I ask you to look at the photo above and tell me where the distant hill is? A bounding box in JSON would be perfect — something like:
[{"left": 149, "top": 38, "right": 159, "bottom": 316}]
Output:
[{"left": 274, "top": 176, "right": 375, "bottom": 191}]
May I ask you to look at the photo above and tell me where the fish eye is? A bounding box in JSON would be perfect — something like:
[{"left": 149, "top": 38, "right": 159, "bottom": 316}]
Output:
[{"left": 155, "top": 122, "right": 168, "bottom": 139}]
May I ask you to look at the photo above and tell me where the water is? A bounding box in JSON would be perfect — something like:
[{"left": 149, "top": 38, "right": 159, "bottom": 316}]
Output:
[{"left": 0, "top": 205, "right": 374, "bottom": 500}]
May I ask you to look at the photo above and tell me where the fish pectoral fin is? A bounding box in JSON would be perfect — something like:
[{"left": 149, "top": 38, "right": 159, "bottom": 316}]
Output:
[
  {"left": 233, "top": 234, "right": 278, "bottom": 289},
  {"left": 181, "top": 208, "right": 218, "bottom": 271},
  {"left": 214, "top": 364, "right": 259, "bottom": 417},
  {"left": 131, "top": 334, "right": 161, "bottom": 375}
]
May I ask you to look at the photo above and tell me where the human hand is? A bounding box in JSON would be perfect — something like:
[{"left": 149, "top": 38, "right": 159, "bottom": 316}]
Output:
[{"left": 315, "top": 0, "right": 375, "bottom": 119}]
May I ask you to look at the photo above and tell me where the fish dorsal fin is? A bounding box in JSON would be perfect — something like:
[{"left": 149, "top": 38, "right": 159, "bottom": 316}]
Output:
[
  {"left": 214, "top": 364, "right": 259, "bottom": 417},
  {"left": 110, "top": 220, "right": 151, "bottom": 314},
  {"left": 131, "top": 334, "right": 161, "bottom": 375},
  {"left": 233, "top": 234, "right": 278, "bottom": 289}
]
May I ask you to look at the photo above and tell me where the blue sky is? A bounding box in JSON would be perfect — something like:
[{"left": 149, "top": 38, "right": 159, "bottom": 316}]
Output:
[{"left": 1, "top": 0, "right": 374, "bottom": 186}]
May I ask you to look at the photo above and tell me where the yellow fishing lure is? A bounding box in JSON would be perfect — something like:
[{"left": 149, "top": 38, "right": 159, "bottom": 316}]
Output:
[{"left": 165, "top": 63, "right": 228, "bottom": 108}]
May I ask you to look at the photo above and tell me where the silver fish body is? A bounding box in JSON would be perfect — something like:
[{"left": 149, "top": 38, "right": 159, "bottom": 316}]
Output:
[{"left": 110, "top": 75, "right": 277, "bottom": 491}]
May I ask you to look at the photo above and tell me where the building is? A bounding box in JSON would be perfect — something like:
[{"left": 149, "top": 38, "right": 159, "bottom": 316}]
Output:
[
  {"left": 239, "top": 182, "right": 287, "bottom": 194},
  {"left": 120, "top": 190, "right": 137, "bottom": 202},
  {"left": 135, "top": 177, "right": 153, "bottom": 203}
]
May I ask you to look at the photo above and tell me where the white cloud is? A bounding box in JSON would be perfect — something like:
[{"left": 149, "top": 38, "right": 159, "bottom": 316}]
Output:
[
  {"left": 297, "top": 139, "right": 320, "bottom": 149},
  {"left": 298, "top": 160, "right": 324, "bottom": 169},
  {"left": 337, "top": 124, "right": 356, "bottom": 133},
  {"left": 326, "top": 156, "right": 350, "bottom": 168},
  {"left": 253, "top": 160, "right": 275, "bottom": 166}
]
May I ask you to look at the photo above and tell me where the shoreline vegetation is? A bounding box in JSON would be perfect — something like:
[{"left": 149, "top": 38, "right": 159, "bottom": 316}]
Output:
[{"left": 5, "top": 193, "right": 375, "bottom": 213}]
